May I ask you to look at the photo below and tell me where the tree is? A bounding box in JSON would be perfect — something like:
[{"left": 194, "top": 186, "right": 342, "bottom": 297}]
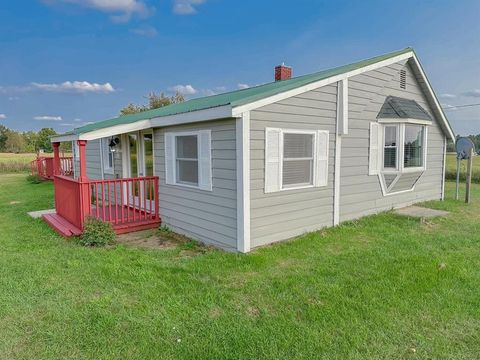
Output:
[
  {"left": 22, "top": 131, "right": 38, "bottom": 153},
  {"left": 120, "top": 91, "right": 185, "bottom": 116},
  {"left": 36, "top": 128, "right": 57, "bottom": 153},
  {"left": 4, "top": 131, "right": 25, "bottom": 153},
  {"left": 0, "top": 125, "right": 8, "bottom": 152}
]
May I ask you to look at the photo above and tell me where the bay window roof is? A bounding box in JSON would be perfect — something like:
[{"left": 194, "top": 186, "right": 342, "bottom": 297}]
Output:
[{"left": 377, "top": 96, "right": 432, "bottom": 121}]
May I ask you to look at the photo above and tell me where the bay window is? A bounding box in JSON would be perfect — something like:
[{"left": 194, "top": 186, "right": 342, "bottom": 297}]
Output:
[{"left": 404, "top": 125, "right": 424, "bottom": 168}]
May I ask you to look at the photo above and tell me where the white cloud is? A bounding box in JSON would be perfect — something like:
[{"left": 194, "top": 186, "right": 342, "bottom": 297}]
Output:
[
  {"left": 0, "top": 114, "right": 6, "bottom": 119},
  {"left": 74, "top": 118, "right": 82, "bottom": 122},
  {"left": 60, "top": 123, "right": 74, "bottom": 126},
  {"left": 130, "top": 25, "right": 158, "bottom": 37},
  {"left": 83, "top": 121, "right": 95, "bottom": 125},
  {"left": 173, "top": 0, "right": 205, "bottom": 15},
  {"left": 8, "top": 96, "right": 20, "bottom": 101},
  {"left": 34, "top": 115, "right": 63, "bottom": 121},
  {"left": 32, "top": 81, "right": 115, "bottom": 94},
  {"left": 463, "top": 89, "right": 480, "bottom": 98},
  {"left": 238, "top": 83, "right": 250, "bottom": 89},
  {"left": 439, "top": 93, "right": 456, "bottom": 99},
  {"left": 169, "top": 84, "right": 197, "bottom": 95},
  {"left": 43, "top": 0, "right": 152, "bottom": 22},
  {"left": 202, "top": 87, "right": 226, "bottom": 96}
]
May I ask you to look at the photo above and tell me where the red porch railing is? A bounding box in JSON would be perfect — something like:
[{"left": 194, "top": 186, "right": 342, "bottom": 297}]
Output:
[
  {"left": 49, "top": 175, "right": 160, "bottom": 235},
  {"left": 31, "top": 156, "right": 73, "bottom": 180}
]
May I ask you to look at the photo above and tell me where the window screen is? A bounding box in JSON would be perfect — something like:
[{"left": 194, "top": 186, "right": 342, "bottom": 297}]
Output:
[
  {"left": 404, "top": 125, "right": 424, "bottom": 168},
  {"left": 176, "top": 135, "right": 198, "bottom": 185},
  {"left": 383, "top": 126, "right": 398, "bottom": 169},
  {"left": 282, "top": 133, "right": 314, "bottom": 187}
]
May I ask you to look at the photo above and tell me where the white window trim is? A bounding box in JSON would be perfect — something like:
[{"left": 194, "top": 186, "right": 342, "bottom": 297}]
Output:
[
  {"left": 378, "top": 118, "right": 432, "bottom": 126},
  {"left": 101, "top": 138, "right": 114, "bottom": 175},
  {"left": 166, "top": 130, "right": 212, "bottom": 191},
  {"left": 279, "top": 129, "right": 318, "bottom": 192}
]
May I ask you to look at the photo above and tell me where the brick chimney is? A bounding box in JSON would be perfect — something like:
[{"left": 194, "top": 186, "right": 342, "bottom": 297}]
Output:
[{"left": 275, "top": 63, "right": 292, "bottom": 81}]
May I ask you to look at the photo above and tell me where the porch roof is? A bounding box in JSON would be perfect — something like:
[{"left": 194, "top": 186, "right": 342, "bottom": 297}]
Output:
[{"left": 51, "top": 47, "right": 455, "bottom": 143}]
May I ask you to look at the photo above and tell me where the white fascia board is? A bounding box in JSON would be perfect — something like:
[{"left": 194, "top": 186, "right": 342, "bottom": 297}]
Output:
[
  {"left": 231, "top": 52, "right": 414, "bottom": 116},
  {"left": 377, "top": 118, "right": 433, "bottom": 125},
  {"left": 77, "top": 105, "right": 233, "bottom": 141},
  {"left": 50, "top": 134, "right": 79, "bottom": 143},
  {"left": 409, "top": 54, "right": 456, "bottom": 141}
]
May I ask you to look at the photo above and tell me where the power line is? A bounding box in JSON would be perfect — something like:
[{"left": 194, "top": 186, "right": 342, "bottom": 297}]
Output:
[{"left": 443, "top": 103, "right": 480, "bottom": 110}]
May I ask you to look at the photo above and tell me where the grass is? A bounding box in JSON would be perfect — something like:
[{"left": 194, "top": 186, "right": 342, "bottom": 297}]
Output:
[
  {"left": 445, "top": 153, "right": 480, "bottom": 183},
  {"left": 1, "top": 173, "right": 480, "bottom": 359},
  {"left": 0, "top": 152, "right": 38, "bottom": 173}
]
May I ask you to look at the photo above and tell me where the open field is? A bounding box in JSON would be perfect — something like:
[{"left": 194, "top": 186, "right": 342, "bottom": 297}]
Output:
[
  {"left": 445, "top": 153, "right": 480, "bottom": 182},
  {"left": 0, "top": 153, "right": 39, "bottom": 173},
  {"left": 0, "top": 173, "right": 479, "bottom": 359}
]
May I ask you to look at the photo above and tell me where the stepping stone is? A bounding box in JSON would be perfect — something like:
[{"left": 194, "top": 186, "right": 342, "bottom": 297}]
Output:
[
  {"left": 28, "top": 209, "right": 56, "bottom": 219},
  {"left": 394, "top": 205, "right": 449, "bottom": 218}
]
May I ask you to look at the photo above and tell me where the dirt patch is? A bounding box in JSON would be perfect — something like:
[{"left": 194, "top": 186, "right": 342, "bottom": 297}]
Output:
[
  {"left": 116, "top": 229, "right": 185, "bottom": 249},
  {"left": 9, "top": 201, "right": 21, "bottom": 205}
]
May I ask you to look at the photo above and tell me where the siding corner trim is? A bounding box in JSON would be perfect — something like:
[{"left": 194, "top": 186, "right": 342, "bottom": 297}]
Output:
[{"left": 236, "top": 112, "right": 251, "bottom": 253}]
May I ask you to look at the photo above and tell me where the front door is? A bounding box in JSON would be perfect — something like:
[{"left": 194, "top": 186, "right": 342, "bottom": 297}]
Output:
[{"left": 124, "top": 131, "right": 155, "bottom": 211}]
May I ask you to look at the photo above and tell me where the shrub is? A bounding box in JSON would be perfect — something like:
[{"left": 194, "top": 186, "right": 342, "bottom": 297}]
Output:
[
  {"left": 26, "top": 174, "right": 44, "bottom": 184},
  {"left": 78, "top": 217, "right": 116, "bottom": 247}
]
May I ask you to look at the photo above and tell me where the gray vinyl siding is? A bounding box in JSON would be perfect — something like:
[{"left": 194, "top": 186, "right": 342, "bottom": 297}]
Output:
[
  {"left": 340, "top": 60, "right": 445, "bottom": 221},
  {"left": 153, "top": 119, "right": 237, "bottom": 251},
  {"left": 74, "top": 138, "right": 123, "bottom": 180},
  {"left": 249, "top": 84, "right": 337, "bottom": 248}
]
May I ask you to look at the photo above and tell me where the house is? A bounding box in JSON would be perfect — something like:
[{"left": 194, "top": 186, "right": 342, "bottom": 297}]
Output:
[{"left": 47, "top": 47, "right": 455, "bottom": 252}]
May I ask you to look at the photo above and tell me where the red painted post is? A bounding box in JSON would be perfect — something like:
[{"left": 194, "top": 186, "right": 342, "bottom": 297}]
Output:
[
  {"left": 77, "top": 140, "right": 91, "bottom": 229},
  {"left": 52, "top": 142, "right": 60, "bottom": 176}
]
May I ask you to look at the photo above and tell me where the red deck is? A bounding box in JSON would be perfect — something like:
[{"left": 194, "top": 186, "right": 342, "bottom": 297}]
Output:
[{"left": 44, "top": 205, "right": 160, "bottom": 237}]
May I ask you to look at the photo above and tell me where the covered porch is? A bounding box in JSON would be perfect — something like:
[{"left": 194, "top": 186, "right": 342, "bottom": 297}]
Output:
[{"left": 43, "top": 140, "right": 161, "bottom": 236}]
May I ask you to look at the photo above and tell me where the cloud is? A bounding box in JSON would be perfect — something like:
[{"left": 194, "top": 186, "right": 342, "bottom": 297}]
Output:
[
  {"left": 238, "top": 83, "right": 250, "bottom": 89},
  {"left": 463, "top": 89, "right": 480, "bottom": 98},
  {"left": 60, "top": 123, "right": 74, "bottom": 126},
  {"left": 34, "top": 115, "right": 63, "bottom": 121},
  {"left": 0, "top": 114, "right": 6, "bottom": 119},
  {"left": 74, "top": 118, "right": 82, "bottom": 122},
  {"left": 43, "top": 0, "right": 153, "bottom": 22},
  {"left": 439, "top": 93, "right": 456, "bottom": 99},
  {"left": 173, "top": 0, "right": 205, "bottom": 15},
  {"left": 169, "top": 84, "right": 197, "bottom": 95},
  {"left": 202, "top": 86, "right": 226, "bottom": 96},
  {"left": 32, "top": 81, "right": 115, "bottom": 93},
  {"left": 130, "top": 25, "right": 158, "bottom": 37}
]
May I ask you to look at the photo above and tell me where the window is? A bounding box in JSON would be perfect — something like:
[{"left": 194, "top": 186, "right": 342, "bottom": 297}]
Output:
[
  {"left": 265, "top": 128, "right": 329, "bottom": 193},
  {"left": 102, "top": 138, "right": 114, "bottom": 174},
  {"left": 404, "top": 125, "right": 424, "bottom": 168},
  {"left": 282, "top": 133, "right": 314, "bottom": 187},
  {"left": 383, "top": 125, "right": 398, "bottom": 169},
  {"left": 176, "top": 135, "right": 198, "bottom": 185},
  {"left": 165, "top": 130, "right": 212, "bottom": 191}
]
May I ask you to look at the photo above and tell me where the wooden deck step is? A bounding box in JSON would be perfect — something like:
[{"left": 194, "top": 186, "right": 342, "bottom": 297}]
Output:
[{"left": 43, "top": 213, "right": 82, "bottom": 237}]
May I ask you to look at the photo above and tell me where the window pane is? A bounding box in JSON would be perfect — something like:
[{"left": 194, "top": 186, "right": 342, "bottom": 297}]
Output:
[
  {"left": 177, "top": 160, "right": 198, "bottom": 185},
  {"left": 176, "top": 135, "right": 198, "bottom": 159},
  {"left": 143, "top": 133, "right": 153, "bottom": 176},
  {"left": 282, "top": 160, "right": 312, "bottom": 186},
  {"left": 284, "top": 133, "right": 313, "bottom": 158},
  {"left": 129, "top": 134, "right": 137, "bottom": 176},
  {"left": 384, "top": 148, "right": 397, "bottom": 168},
  {"left": 404, "top": 125, "right": 424, "bottom": 168},
  {"left": 384, "top": 126, "right": 397, "bottom": 147}
]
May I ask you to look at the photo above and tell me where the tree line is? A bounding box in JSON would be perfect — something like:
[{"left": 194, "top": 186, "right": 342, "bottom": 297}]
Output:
[{"left": 0, "top": 125, "right": 71, "bottom": 153}]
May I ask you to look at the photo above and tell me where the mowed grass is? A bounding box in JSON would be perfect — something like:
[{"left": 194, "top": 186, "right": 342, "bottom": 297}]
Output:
[
  {"left": 1, "top": 174, "right": 480, "bottom": 359},
  {"left": 445, "top": 153, "right": 480, "bottom": 182}
]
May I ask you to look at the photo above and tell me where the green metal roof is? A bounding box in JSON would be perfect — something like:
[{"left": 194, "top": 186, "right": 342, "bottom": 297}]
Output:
[{"left": 68, "top": 47, "right": 414, "bottom": 136}]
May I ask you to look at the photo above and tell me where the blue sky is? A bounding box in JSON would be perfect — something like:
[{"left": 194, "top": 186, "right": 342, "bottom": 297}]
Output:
[{"left": 0, "top": 0, "right": 479, "bottom": 135}]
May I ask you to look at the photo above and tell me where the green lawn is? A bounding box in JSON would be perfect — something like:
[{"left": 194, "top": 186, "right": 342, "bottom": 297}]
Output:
[{"left": 1, "top": 174, "right": 479, "bottom": 359}]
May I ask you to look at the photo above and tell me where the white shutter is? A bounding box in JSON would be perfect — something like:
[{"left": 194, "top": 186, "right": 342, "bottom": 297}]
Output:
[
  {"left": 198, "top": 130, "right": 212, "bottom": 191},
  {"left": 264, "top": 128, "right": 281, "bottom": 193},
  {"left": 369, "top": 122, "right": 381, "bottom": 175},
  {"left": 315, "top": 130, "right": 329, "bottom": 187},
  {"left": 165, "top": 133, "right": 175, "bottom": 185}
]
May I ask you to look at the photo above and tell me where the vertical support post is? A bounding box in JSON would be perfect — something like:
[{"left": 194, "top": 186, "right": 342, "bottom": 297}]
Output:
[
  {"left": 52, "top": 142, "right": 60, "bottom": 176},
  {"left": 77, "top": 140, "right": 90, "bottom": 229},
  {"left": 465, "top": 148, "right": 473, "bottom": 204},
  {"left": 455, "top": 157, "right": 460, "bottom": 200}
]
